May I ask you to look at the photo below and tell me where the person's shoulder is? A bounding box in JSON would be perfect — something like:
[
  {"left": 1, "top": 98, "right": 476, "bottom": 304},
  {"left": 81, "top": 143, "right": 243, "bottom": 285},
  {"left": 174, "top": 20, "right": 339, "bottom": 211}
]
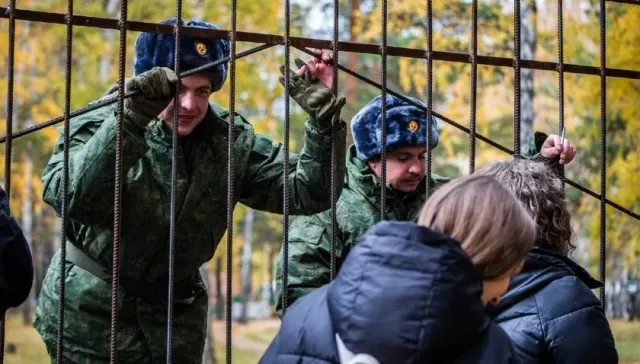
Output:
[
  {"left": 335, "top": 186, "right": 378, "bottom": 232},
  {"left": 208, "top": 101, "right": 254, "bottom": 132},
  {"left": 53, "top": 96, "right": 118, "bottom": 139},
  {"left": 535, "top": 275, "right": 601, "bottom": 323}
]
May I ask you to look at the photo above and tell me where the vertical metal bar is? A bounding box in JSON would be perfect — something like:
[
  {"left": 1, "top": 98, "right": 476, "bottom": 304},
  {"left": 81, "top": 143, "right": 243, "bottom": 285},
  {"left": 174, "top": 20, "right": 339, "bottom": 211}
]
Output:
[
  {"left": 598, "top": 0, "right": 607, "bottom": 308},
  {"left": 3, "top": 1, "right": 15, "bottom": 200},
  {"left": 226, "top": 0, "right": 238, "bottom": 360},
  {"left": 514, "top": 0, "right": 521, "bottom": 156},
  {"left": 329, "top": 0, "right": 339, "bottom": 280},
  {"left": 380, "top": 0, "right": 388, "bottom": 216},
  {"left": 110, "top": 1, "right": 127, "bottom": 363},
  {"left": 0, "top": 1, "right": 16, "bottom": 361},
  {"left": 557, "top": 0, "right": 565, "bottom": 181},
  {"left": 167, "top": 2, "right": 183, "bottom": 363},
  {"left": 55, "top": 1, "right": 73, "bottom": 362},
  {"left": 281, "top": 0, "right": 292, "bottom": 315},
  {"left": 469, "top": 0, "right": 478, "bottom": 174},
  {"left": 426, "top": 0, "right": 433, "bottom": 195}
]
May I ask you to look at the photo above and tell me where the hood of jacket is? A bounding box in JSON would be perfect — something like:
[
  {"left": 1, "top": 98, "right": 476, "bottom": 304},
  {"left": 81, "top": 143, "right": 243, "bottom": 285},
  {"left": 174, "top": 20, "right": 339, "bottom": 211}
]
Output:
[{"left": 326, "top": 220, "right": 490, "bottom": 363}]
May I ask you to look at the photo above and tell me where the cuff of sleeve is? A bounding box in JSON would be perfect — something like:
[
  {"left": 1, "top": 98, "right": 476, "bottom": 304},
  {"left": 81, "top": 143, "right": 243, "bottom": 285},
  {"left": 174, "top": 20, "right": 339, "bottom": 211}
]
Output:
[{"left": 302, "top": 118, "right": 347, "bottom": 163}]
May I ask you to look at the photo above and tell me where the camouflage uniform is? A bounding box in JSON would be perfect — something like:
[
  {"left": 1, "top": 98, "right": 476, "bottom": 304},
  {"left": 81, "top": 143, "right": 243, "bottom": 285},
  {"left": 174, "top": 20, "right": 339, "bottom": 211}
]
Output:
[
  {"left": 276, "top": 134, "right": 548, "bottom": 314},
  {"left": 34, "top": 98, "right": 346, "bottom": 363}
]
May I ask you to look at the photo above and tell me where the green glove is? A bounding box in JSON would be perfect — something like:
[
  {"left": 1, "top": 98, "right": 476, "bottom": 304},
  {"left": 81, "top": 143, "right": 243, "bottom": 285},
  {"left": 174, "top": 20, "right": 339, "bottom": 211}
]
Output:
[
  {"left": 123, "top": 67, "right": 179, "bottom": 129},
  {"left": 279, "top": 60, "right": 346, "bottom": 131}
]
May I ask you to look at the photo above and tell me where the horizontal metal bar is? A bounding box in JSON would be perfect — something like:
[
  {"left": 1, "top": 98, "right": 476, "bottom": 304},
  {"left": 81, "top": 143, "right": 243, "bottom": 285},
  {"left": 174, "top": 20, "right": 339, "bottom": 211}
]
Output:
[
  {"left": 0, "top": 6, "right": 638, "bottom": 223},
  {"left": 296, "top": 46, "right": 640, "bottom": 222},
  {"left": 606, "top": 0, "right": 640, "bottom": 5},
  {"left": 565, "top": 179, "right": 640, "bottom": 220},
  {"left": 1, "top": 7, "right": 638, "bottom": 80},
  {"left": 0, "top": 43, "right": 274, "bottom": 144}
]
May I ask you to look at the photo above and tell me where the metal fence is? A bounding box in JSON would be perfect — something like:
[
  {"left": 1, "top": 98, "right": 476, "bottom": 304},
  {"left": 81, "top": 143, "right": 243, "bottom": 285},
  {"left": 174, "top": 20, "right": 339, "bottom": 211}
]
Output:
[{"left": 1, "top": 0, "right": 639, "bottom": 363}]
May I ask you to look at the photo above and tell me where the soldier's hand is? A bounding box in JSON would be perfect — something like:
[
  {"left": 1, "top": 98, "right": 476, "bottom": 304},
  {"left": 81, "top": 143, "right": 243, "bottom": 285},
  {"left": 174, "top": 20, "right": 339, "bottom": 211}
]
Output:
[
  {"left": 541, "top": 134, "right": 576, "bottom": 165},
  {"left": 279, "top": 63, "right": 346, "bottom": 131},
  {"left": 124, "top": 67, "right": 179, "bottom": 128}
]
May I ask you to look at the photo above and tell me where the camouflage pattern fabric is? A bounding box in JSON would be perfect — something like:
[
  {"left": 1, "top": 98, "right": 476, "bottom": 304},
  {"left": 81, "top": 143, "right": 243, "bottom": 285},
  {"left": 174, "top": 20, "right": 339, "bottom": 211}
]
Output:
[
  {"left": 34, "top": 96, "right": 346, "bottom": 363},
  {"left": 275, "top": 134, "right": 549, "bottom": 315}
]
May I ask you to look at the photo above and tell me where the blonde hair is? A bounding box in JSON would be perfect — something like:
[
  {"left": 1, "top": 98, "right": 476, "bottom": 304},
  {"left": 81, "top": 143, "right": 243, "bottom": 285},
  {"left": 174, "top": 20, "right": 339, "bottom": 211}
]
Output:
[{"left": 418, "top": 175, "right": 536, "bottom": 280}]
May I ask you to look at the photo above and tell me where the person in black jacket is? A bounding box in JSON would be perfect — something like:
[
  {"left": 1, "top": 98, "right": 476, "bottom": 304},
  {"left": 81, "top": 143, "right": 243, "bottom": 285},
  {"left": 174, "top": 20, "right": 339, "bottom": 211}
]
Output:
[
  {"left": 479, "top": 159, "right": 618, "bottom": 364},
  {"left": 261, "top": 175, "right": 536, "bottom": 363},
  {"left": 0, "top": 185, "right": 34, "bottom": 314}
]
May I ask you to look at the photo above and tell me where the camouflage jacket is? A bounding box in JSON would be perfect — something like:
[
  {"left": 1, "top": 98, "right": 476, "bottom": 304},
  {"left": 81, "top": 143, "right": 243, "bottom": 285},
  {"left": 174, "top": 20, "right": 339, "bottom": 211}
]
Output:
[
  {"left": 34, "top": 98, "right": 346, "bottom": 363},
  {"left": 275, "top": 134, "right": 549, "bottom": 315}
]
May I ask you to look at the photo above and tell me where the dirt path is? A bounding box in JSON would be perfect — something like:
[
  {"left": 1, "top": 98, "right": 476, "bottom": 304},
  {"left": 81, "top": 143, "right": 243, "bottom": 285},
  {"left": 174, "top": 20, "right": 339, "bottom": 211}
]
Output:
[{"left": 211, "top": 319, "right": 280, "bottom": 354}]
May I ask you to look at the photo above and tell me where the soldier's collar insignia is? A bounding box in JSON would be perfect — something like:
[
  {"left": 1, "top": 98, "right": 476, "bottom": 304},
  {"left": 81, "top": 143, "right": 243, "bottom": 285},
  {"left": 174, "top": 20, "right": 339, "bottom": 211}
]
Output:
[
  {"left": 408, "top": 120, "right": 419, "bottom": 133},
  {"left": 196, "top": 41, "right": 208, "bottom": 56}
]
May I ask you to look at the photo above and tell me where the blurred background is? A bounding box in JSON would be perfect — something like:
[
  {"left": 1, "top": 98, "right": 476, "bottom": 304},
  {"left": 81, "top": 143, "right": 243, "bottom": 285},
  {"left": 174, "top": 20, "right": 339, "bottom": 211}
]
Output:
[{"left": 1, "top": 0, "right": 639, "bottom": 363}]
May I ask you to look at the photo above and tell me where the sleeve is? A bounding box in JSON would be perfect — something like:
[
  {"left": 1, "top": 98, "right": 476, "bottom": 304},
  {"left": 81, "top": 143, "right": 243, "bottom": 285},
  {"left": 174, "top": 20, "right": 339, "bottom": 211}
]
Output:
[
  {"left": 542, "top": 278, "right": 619, "bottom": 364},
  {"left": 274, "top": 214, "right": 341, "bottom": 316},
  {"left": 238, "top": 118, "right": 347, "bottom": 215},
  {"left": 41, "top": 105, "right": 150, "bottom": 227},
  {"left": 0, "top": 186, "right": 34, "bottom": 312}
]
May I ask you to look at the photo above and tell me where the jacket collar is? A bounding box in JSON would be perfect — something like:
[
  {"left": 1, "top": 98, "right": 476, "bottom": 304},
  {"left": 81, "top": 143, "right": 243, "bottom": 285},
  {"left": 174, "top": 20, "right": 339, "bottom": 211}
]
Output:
[
  {"left": 345, "top": 145, "right": 427, "bottom": 216},
  {"left": 487, "top": 248, "right": 601, "bottom": 316}
]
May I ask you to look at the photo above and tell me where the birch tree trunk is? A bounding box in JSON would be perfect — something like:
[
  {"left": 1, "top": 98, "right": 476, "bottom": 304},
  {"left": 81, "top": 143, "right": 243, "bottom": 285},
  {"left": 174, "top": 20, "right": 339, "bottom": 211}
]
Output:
[
  {"left": 200, "top": 265, "right": 218, "bottom": 364},
  {"left": 520, "top": 0, "right": 537, "bottom": 144},
  {"left": 239, "top": 209, "right": 254, "bottom": 323}
]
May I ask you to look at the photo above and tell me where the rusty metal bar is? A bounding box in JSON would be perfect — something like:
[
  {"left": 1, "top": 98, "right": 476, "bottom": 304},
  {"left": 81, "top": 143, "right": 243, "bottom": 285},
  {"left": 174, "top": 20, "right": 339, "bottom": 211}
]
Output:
[
  {"left": 380, "top": 0, "right": 388, "bottom": 216},
  {"left": 295, "top": 46, "right": 640, "bottom": 223},
  {"left": 558, "top": 0, "right": 566, "bottom": 181},
  {"left": 226, "top": 0, "right": 238, "bottom": 361},
  {"left": 0, "top": 44, "right": 273, "bottom": 145},
  {"left": 469, "top": 0, "right": 478, "bottom": 174},
  {"left": 514, "top": 0, "right": 521, "bottom": 156},
  {"left": 110, "top": 1, "right": 126, "bottom": 362},
  {"left": 0, "top": 1, "right": 16, "bottom": 361},
  {"left": 426, "top": 0, "right": 434, "bottom": 196},
  {"left": 329, "top": 0, "right": 339, "bottom": 281},
  {"left": 55, "top": 0, "right": 74, "bottom": 362},
  {"left": 599, "top": 0, "right": 607, "bottom": 308},
  {"left": 281, "top": 0, "right": 292, "bottom": 317},
  {"left": 1, "top": 8, "right": 636, "bottom": 79},
  {"left": 166, "top": 2, "right": 182, "bottom": 362}
]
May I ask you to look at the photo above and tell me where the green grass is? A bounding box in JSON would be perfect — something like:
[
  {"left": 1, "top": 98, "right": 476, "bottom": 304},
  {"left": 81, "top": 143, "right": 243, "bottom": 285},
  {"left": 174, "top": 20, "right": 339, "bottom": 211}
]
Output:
[
  {"left": 2, "top": 313, "right": 263, "bottom": 364},
  {"left": 610, "top": 319, "right": 640, "bottom": 364}
]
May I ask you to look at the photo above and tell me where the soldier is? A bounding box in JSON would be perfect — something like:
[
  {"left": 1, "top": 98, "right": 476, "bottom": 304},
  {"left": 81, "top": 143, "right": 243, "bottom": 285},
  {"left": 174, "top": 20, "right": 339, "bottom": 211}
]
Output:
[
  {"left": 34, "top": 18, "right": 347, "bottom": 364},
  {"left": 276, "top": 94, "right": 577, "bottom": 314}
]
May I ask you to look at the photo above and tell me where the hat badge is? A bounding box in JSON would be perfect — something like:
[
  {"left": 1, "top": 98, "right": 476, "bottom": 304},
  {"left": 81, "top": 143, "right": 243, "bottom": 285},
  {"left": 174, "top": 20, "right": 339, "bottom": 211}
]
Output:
[
  {"left": 408, "top": 120, "right": 419, "bottom": 133},
  {"left": 195, "top": 41, "right": 208, "bottom": 56}
]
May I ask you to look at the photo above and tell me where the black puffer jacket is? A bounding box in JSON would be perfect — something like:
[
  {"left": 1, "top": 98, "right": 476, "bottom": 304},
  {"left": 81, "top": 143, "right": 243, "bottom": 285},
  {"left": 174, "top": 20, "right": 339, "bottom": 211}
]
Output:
[
  {"left": 261, "top": 221, "right": 518, "bottom": 363},
  {"left": 0, "top": 185, "right": 33, "bottom": 313},
  {"left": 487, "top": 248, "right": 618, "bottom": 364}
]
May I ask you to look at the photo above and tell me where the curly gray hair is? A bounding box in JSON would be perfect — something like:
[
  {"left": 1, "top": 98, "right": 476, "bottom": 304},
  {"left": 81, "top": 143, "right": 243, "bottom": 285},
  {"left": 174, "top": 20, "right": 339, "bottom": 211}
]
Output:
[{"left": 475, "top": 159, "right": 575, "bottom": 255}]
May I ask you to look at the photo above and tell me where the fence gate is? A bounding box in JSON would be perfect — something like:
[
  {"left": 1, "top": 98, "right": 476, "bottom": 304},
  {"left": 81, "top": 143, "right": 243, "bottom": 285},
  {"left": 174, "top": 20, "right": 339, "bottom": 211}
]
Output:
[{"left": 1, "top": 0, "right": 639, "bottom": 363}]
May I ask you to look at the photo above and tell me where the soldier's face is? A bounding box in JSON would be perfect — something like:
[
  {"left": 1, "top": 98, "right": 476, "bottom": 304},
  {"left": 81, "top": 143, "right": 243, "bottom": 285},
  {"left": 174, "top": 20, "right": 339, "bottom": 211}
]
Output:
[
  {"left": 368, "top": 146, "right": 427, "bottom": 192},
  {"left": 158, "top": 74, "right": 212, "bottom": 137}
]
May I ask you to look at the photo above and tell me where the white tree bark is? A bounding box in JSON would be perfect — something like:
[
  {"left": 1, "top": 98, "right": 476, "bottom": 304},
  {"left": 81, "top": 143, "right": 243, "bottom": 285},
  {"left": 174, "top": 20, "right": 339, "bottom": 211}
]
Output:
[{"left": 239, "top": 209, "right": 255, "bottom": 323}]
